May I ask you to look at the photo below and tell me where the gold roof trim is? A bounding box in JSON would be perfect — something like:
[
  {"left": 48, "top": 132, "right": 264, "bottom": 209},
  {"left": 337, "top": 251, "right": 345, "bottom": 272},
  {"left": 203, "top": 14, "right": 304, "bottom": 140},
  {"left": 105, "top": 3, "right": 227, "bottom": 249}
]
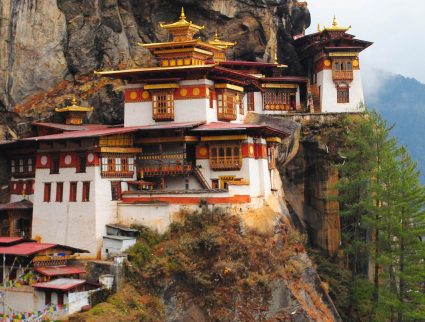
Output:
[
  {"left": 55, "top": 98, "right": 93, "bottom": 113},
  {"left": 160, "top": 7, "right": 204, "bottom": 32},
  {"left": 208, "top": 32, "right": 237, "bottom": 49},
  {"left": 95, "top": 64, "right": 217, "bottom": 76},
  {"left": 323, "top": 15, "right": 351, "bottom": 32}
]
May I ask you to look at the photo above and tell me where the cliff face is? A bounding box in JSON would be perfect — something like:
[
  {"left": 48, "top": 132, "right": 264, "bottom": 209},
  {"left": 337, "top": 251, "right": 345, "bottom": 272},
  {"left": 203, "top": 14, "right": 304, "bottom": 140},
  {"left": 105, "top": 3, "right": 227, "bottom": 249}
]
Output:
[{"left": 0, "top": 0, "right": 310, "bottom": 123}]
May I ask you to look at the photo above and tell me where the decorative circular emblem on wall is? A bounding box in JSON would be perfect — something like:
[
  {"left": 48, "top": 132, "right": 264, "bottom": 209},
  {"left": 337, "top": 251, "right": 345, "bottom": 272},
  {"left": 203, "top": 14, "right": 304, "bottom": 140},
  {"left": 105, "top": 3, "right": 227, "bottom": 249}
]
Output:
[
  {"left": 64, "top": 155, "right": 72, "bottom": 165},
  {"left": 129, "top": 91, "right": 138, "bottom": 100},
  {"left": 192, "top": 88, "right": 200, "bottom": 96},
  {"left": 324, "top": 59, "right": 332, "bottom": 67},
  {"left": 40, "top": 155, "right": 48, "bottom": 166},
  {"left": 142, "top": 91, "right": 150, "bottom": 100},
  {"left": 249, "top": 145, "right": 255, "bottom": 155},
  {"left": 206, "top": 88, "right": 210, "bottom": 96},
  {"left": 87, "top": 153, "right": 94, "bottom": 163},
  {"left": 180, "top": 88, "right": 188, "bottom": 97},
  {"left": 352, "top": 60, "right": 359, "bottom": 67},
  {"left": 199, "top": 147, "right": 208, "bottom": 156}
]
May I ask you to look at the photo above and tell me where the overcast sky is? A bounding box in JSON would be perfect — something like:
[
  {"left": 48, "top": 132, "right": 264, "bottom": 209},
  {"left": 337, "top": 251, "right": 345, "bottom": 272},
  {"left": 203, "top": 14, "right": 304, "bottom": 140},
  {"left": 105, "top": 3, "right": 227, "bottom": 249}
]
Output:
[{"left": 306, "top": 0, "right": 424, "bottom": 83}]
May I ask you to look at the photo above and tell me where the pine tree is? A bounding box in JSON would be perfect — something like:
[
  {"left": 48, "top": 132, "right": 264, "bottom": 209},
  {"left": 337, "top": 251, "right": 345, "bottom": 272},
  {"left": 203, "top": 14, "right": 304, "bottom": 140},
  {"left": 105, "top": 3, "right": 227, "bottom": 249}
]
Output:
[{"left": 337, "top": 110, "right": 425, "bottom": 321}]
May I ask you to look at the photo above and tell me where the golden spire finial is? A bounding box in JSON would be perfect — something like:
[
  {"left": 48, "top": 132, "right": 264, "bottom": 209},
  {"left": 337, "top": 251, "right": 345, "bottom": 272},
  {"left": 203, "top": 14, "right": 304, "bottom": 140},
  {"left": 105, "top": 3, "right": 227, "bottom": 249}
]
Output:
[
  {"left": 274, "top": 51, "right": 278, "bottom": 64},
  {"left": 332, "top": 15, "right": 338, "bottom": 27},
  {"left": 317, "top": 24, "right": 322, "bottom": 32},
  {"left": 323, "top": 15, "right": 351, "bottom": 32},
  {"left": 214, "top": 30, "right": 219, "bottom": 41},
  {"left": 70, "top": 97, "right": 78, "bottom": 106},
  {"left": 180, "top": 7, "right": 186, "bottom": 21}
]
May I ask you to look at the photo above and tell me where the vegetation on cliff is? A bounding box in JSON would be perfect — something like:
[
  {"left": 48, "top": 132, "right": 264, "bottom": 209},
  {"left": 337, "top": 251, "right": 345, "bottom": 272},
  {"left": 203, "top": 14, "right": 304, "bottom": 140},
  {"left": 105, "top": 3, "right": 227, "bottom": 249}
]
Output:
[
  {"left": 315, "top": 110, "right": 425, "bottom": 322},
  {"left": 72, "top": 207, "right": 337, "bottom": 321}
]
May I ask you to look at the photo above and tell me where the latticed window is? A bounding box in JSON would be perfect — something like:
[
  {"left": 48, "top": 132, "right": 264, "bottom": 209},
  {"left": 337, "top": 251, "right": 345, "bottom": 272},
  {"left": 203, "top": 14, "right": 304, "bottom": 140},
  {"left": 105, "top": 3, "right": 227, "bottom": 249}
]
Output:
[
  {"left": 247, "top": 92, "right": 255, "bottom": 111},
  {"left": 152, "top": 90, "right": 174, "bottom": 121},
  {"left": 217, "top": 90, "right": 237, "bottom": 121},
  {"left": 101, "top": 154, "right": 135, "bottom": 178},
  {"left": 209, "top": 143, "right": 242, "bottom": 170},
  {"left": 337, "top": 86, "right": 350, "bottom": 103},
  {"left": 332, "top": 59, "right": 353, "bottom": 81},
  {"left": 263, "top": 89, "right": 296, "bottom": 111}
]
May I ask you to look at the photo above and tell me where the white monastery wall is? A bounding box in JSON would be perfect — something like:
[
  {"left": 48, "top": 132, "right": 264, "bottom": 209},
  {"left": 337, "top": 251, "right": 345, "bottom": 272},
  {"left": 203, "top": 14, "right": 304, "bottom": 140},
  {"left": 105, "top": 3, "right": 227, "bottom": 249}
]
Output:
[{"left": 318, "top": 69, "right": 365, "bottom": 113}]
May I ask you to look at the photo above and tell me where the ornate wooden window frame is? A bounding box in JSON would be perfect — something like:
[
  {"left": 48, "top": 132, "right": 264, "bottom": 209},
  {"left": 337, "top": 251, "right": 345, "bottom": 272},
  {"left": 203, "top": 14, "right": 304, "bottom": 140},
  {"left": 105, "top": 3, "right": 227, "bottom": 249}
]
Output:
[
  {"left": 152, "top": 89, "right": 175, "bottom": 121},
  {"left": 209, "top": 143, "right": 243, "bottom": 171},
  {"left": 217, "top": 89, "right": 237, "bottom": 121}
]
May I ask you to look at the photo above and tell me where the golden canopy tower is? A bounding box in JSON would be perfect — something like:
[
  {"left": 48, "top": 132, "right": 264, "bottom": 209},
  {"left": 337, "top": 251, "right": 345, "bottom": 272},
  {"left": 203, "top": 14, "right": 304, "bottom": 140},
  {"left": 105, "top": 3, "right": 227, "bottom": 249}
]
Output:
[
  {"left": 55, "top": 97, "right": 93, "bottom": 125},
  {"left": 139, "top": 7, "right": 236, "bottom": 66}
]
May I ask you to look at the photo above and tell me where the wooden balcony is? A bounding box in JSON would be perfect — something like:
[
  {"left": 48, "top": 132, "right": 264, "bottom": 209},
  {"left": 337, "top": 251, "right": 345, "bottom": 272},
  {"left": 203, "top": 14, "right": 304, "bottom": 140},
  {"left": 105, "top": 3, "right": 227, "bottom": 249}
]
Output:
[
  {"left": 101, "top": 171, "right": 134, "bottom": 178},
  {"left": 153, "top": 112, "right": 174, "bottom": 121},
  {"left": 140, "top": 163, "right": 193, "bottom": 177},
  {"left": 217, "top": 112, "right": 237, "bottom": 121},
  {"left": 210, "top": 157, "right": 242, "bottom": 171},
  {"left": 332, "top": 70, "right": 353, "bottom": 81}
]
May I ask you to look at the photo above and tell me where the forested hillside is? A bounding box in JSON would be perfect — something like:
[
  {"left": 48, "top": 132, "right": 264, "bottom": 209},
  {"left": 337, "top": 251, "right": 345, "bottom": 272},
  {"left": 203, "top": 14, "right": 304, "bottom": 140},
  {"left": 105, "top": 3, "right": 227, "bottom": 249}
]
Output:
[{"left": 364, "top": 70, "right": 425, "bottom": 182}]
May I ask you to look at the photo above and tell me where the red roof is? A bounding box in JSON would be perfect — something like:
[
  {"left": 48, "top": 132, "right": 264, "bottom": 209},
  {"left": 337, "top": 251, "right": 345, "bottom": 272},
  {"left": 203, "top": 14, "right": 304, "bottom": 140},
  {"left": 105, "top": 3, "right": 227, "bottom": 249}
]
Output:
[
  {"left": 32, "top": 278, "right": 86, "bottom": 291},
  {"left": 23, "top": 122, "right": 203, "bottom": 142},
  {"left": 23, "top": 126, "right": 142, "bottom": 142},
  {"left": 191, "top": 122, "right": 287, "bottom": 137},
  {"left": 0, "top": 237, "right": 26, "bottom": 245},
  {"left": 33, "top": 122, "right": 109, "bottom": 132},
  {"left": 0, "top": 243, "right": 56, "bottom": 256},
  {"left": 0, "top": 242, "right": 88, "bottom": 256},
  {"left": 0, "top": 200, "right": 33, "bottom": 211},
  {"left": 35, "top": 266, "right": 86, "bottom": 277}
]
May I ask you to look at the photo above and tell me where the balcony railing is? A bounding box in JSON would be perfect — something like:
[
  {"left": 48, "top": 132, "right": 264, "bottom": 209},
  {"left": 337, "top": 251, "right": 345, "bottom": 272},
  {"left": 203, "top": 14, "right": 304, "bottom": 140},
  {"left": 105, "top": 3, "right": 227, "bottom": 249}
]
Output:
[
  {"left": 210, "top": 157, "right": 242, "bottom": 171},
  {"left": 153, "top": 112, "right": 174, "bottom": 121},
  {"left": 332, "top": 70, "right": 353, "bottom": 81},
  {"left": 140, "top": 163, "right": 193, "bottom": 177}
]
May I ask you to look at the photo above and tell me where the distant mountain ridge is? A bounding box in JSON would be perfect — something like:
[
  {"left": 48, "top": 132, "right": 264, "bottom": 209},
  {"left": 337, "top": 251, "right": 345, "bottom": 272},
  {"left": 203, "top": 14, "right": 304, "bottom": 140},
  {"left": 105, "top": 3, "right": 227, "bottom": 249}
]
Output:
[{"left": 364, "top": 70, "right": 425, "bottom": 182}]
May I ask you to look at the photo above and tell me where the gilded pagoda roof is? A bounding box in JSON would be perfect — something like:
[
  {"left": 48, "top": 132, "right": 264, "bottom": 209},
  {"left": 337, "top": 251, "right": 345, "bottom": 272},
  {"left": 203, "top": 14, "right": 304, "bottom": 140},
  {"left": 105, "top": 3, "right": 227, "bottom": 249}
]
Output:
[
  {"left": 55, "top": 98, "right": 93, "bottom": 113},
  {"left": 160, "top": 7, "right": 204, "bottom": 32},
  {"left": 320, "top": 16, "right": 351, "bottom": 32},
  {"left": 208, "top": 32, "right": 237, "bottom": 50}
]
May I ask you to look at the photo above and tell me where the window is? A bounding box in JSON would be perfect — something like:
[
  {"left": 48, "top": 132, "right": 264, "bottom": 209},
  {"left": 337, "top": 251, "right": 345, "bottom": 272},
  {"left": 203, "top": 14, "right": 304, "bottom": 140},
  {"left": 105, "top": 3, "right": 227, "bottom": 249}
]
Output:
[
  {"left": 11, "top": 160, "right": 15, "bottom": 174},
  {"left": 45, "top": 291, "right": 52, "bottom": 305},
  {"left": 332, "top": 59, "right": 353, "bottom": 81},
  {"left": 76, "top": 153, "right": 86, "bottom": 173},
  {"left": 57, "top": 292, "right": 64, "bottom": 306},
  {"left": 69, "top": 182, "right": 77, "bottom": 202},
  {"left": 82, "top": 182, "right": 90, "bottom": 202},
  {"left": 56, "top": 182, "right": 63, "bottom": 202},
  {"left": 217, "top": 90, "right": 237, "bottom": 121},
  {"left": 111, "top": 181, "right": 122, "bottom": 201},
  {"left": 247, "top": 92, "right": 255, "bottom": 111},
  {"left": 152, "top": 90, "right": 174, "bottom": 121},
  {"left": 337, "top": 86, "right": 350, "bottom": 103},
  {"left": 10, "top": 158, "right": 35, "bottom": 177},
  {"left": 43, "top": 183, "right": 51, "bottom": 202},
  {"left": 209, "top": 143, "right": 242, "bottom": 170},
  {"left": 238, "top": 94, "right": 244, "bottom": 115},
  {"left": 50, "top": 154, "right": 60, "bottom": 174},
  {"left": 101, "top": 154, "right": 135, "bottom": 178},
  {"left": 263, "top": 89, "right": 296, "bottom": 111}
]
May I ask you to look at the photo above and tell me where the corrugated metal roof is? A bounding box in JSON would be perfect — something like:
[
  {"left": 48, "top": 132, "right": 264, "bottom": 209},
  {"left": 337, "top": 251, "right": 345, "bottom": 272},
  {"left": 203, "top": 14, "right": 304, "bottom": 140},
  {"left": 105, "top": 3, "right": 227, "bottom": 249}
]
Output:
[
  {"left": 35, "top": 266, "right": 86, "bottom": 277},
  {"left": 0, "top": 237, "right": 26, "bottom": 245},
  {"left": 33, "top": 122, "right": 110, "bottom": 132},
  {"left": 191, "top": 122, "right": 288, "bottom": 137},
  {"left": 0, "top": 242, "right": 88, "bottom": 256},
  {"left": 32, "top": 278, "right": 86, "bottom": 291},
  {"left": 0, "top": 200, "right": 33, "bottom": 211},
  {"left": 23, "top": 122, "right": 203, "bottom": 142}
]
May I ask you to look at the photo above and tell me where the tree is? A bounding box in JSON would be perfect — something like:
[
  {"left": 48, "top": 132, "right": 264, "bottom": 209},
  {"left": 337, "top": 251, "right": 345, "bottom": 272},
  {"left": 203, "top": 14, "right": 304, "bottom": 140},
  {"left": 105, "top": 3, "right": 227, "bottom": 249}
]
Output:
[{"left": 337, "top": 109, "right": 425, "bottom": 321}]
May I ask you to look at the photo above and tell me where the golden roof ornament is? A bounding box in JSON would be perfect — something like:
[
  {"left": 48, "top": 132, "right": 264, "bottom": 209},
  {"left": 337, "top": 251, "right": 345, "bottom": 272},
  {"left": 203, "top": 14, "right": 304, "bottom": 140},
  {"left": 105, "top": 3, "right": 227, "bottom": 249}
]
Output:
[
  {"left": 55, "top": 97, "right": 93, "bottom": 113},
  {"left": 160, "top": 7, "right": 205, "bottom": 42},
  {"left": 323, "top": 15, "right": 351, "bottom": 32},
  {"left": 208, "top": 31, "right": 237, "bottom": 49}
]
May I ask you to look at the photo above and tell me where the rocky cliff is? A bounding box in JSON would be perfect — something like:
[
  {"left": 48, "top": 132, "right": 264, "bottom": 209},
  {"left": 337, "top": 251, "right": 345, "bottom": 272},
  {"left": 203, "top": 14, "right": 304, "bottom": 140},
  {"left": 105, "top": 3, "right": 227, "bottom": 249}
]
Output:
[{"left": 0, "top": 0, "right": 310, "bottom": 137}]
